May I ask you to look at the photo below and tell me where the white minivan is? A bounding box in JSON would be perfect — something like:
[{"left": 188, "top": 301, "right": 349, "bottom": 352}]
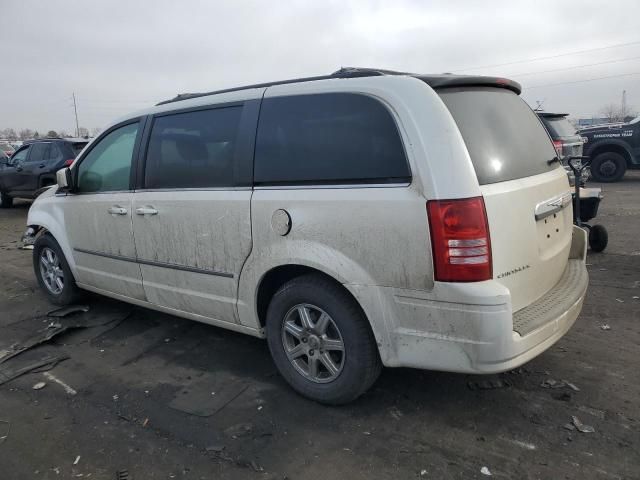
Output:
[{"left": 25, "top": 68, "right": 588, "bottom": 404}]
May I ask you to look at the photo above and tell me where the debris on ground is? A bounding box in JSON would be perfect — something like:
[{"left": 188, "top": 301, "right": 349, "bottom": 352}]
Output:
[
  {"left": 43, "top": 372, "right": 77, "bottom": 395},
  {"left": 467, "top": 378, "right": 511, "bottom": 390},
  {"left": 73, "top": 455, "right": 81, "bottom": 465},
  {"left": 0, "top": 323, "right": 72, "bottom": 365},
  {"left": 0, "top": 355, "right": 68, "bottom": 386},
  {"left": 0, "top": 420, "right": 10, "bottom": 444},
  {"left": 47, "top": 305, "right": 90, "bottom": 318},
  {"left": 578, "top": 405, "right": 606, "bottom": 420},
  {"left": 142, "top": 418, "right": 149, "bottom": 427},
  {"left": 615, "top": 298, "right": 624, "bottom": 303},
  {"left": 224, "top": 422, "right": 253, "bottom": 438},
  {"left": 480, "top": 466, "right": 492, "bottom": 476},
  {"left": 32, "top": 381, "right": 46, "bottom": 390},
  {"left": 115, "top": 469, "right": 129, "bottom": 480},
  {"left": 540, "top": 379, "right": 580, "bottom": 391},
  {"left": 564, "top": 423, "right": 576, "bottom": 431},
  {"left": 571, "top": 416, "right": 595, "bottom": 433},
  {"left": 206, "top": 445, "right": 225, "bottom": 452},
  {"left": 601, "top": 324, "right": 611, "bottom": 330}
]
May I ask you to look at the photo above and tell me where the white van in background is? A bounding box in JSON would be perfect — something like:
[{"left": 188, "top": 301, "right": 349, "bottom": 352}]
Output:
[{"left": 24, "top": 68, "right": 588, "bottom": 404}]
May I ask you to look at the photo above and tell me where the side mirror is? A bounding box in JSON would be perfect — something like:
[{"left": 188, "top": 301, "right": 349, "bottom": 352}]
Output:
[{"left": 56, "top": 167, "right": 74, "bottom": 191}]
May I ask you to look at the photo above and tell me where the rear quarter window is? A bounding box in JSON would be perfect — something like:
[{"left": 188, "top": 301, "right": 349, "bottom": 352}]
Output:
[
  {"left": 254, "top": 93, "right": 410, "bottom": 185},
  {"left": 438, "top": 87, "right": 559, "bottom": 185}
]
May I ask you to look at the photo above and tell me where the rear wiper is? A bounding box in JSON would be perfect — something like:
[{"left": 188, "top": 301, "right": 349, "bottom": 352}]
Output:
[{"left": 547, "top": 156, "right": 560, "bottom": 166}]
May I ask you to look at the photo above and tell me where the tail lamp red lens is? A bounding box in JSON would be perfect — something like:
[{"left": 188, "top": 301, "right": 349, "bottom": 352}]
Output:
[
  {"left": 63, "top": 159, "right": 74, "bottom": 167},
  {"left": 552, "top": 140, "right": 563, "bottom": 158},
  {"left": 426, "top": 197, "right": 492, "bottom": 282}
]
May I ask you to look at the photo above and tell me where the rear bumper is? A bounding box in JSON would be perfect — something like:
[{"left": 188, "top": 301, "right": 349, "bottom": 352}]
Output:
[{"left": 347, "top": 226, "right": 588, "bottom": 373}]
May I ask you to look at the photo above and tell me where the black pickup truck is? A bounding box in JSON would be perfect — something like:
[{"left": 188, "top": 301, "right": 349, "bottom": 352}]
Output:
[{"left": 579, "top": 117, "right": 640, "bottom": 182}]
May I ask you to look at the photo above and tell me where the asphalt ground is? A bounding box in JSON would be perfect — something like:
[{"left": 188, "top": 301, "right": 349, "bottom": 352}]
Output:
[{"left": 0, "top": 173, "right": 638, "bottom": 479}]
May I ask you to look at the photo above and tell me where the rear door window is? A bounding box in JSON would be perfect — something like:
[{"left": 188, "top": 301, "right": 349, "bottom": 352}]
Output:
[
  {"left": 27, "top": 143, "right": 48, "bottom": 163},
  {"left": 254, "top": 93, "right": 410, "bottom": 185},
  {"left": 144, "top": 106, "right": 243, "bottom": 189},
  {"left": 438, "top": 87, "right": 559, "bottom": 185},
  {"left": 44, "top": 143, "right": 62, "bottom": 163}
]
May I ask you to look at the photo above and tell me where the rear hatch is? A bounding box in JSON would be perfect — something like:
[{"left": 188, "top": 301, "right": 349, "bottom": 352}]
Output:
[{"left": 438, "top": 87, "right": 573, "bottom": 312}]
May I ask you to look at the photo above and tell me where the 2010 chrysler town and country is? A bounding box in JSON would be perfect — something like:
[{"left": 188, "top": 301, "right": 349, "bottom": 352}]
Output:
[{"left": 25, "top": 68, "right": 588, "bottom": 404}]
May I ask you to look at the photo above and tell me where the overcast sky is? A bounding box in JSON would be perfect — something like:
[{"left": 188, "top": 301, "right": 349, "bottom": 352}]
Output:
[{"left": 2, "top": 0, "right": 640, "bottom": 133}]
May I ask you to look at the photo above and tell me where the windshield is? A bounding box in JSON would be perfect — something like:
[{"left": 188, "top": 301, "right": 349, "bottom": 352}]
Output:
[
  {"left": 542, "top": 116, "right": 578, "bottom": 138},
  {"left": 438, "top": 87, "right": 560, "bottom": 185}
]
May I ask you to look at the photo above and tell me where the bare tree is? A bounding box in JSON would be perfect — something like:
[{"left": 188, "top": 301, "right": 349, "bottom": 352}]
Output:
[
  {"left": 77, "top": 127, "right": 89, "bottom": 138},
  {"left": 1, "top": 128, "right": 18, "bottom": 140},
  {"left": 46, "top": 130, "right": 58, "bottom": 138},
  {"left": 600, "top": 103, "right": 621, "bottom": 123},
  {"left": 19, "top": 128, "right": 34, "bottom": 140},
  {"left": 600, "top": 103, "right": 638, "bottom": 123},
  {"left": 58, "top": 130, "right": 70, "bottom": 138}
]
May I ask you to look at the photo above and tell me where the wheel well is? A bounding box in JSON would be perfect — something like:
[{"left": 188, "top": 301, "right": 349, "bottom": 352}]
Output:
[
  {"left": 256, "top": 265, "right": 360, "bottom": 328},
  {"left": 589, "top": 144, "right": 632, "bottom": 166}
]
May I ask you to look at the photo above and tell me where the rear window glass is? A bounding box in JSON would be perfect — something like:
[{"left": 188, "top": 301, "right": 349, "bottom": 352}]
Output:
[
  {"left": 71, "top": 142, "right": 88, "bottom": 157},
  {"left": 438, "top": 87, "right": 559, "bottom": 185},
  {"left": 254, "top": 93, "right": 410, "bottom": 185},
  {"left": 541, "top": 116, "right": 578, "bottom": 139}
]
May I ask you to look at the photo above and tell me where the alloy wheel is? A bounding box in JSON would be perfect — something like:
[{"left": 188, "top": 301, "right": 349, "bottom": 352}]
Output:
[
  {"left": 39, "top": 247, "right": 64, "bottom": 295},
  {"left": 281, "top": 303, "right": 345, "bottom": 383}
]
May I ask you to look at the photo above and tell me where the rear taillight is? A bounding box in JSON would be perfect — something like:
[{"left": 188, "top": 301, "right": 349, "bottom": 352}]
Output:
[
  {"left": 427, "top": 197, "right": 492, "bottom": 282},
  {"left": 552, "top": 140, "right": 563, "bottom": 158},
  {"left": 63, "top": 159, "right": 74, "bottom": 167}
]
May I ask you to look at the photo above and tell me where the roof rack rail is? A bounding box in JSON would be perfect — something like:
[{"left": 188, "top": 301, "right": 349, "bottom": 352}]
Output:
[
  {"left": 156, "top": 67, "right": 522, "bottom": 106},
  {"left": 156, "top": 67, "right": 399, "bottom": 106}
]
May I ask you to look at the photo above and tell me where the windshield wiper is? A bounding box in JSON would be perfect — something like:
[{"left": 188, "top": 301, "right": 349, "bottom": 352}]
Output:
[{"left": 547, "top": 156, "right": 560, "bottom": 166}]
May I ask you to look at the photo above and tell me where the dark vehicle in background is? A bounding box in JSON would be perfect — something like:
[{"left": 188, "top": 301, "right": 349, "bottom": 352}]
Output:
[
  {"left": 537, "top": 112, "right": 584, "bottom": 160},
  {"left": 537, "top": 112, "right": 587, "bottom": 185},
  {"left": 0, "top": 138, "right": 88, "bottom": 207},
  {"left": 579, "top": 117, "right": 640, "bottom": 182}
]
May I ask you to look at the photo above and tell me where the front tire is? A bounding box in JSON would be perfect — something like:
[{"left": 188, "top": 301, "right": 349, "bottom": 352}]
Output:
[
  {"left": 266, "top": 273, "right": 381, "bottom": 404},
  {"left": 33, "top": 233, "right": 81, "bottom": 305},
  {"left": 0, "top": 192, "right": 13, "bottom": 208},
  {"left": 590, "top": 152, "right": 627, "bottom": 182}
]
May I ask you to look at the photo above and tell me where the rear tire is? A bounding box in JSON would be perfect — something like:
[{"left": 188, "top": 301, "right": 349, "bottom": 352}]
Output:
[
  {"left": 588, "top": 224, "right": 608, "bottom": 252},
  {"left": 33, "top": 233, "right": 82, "bottom": 305},
  {"left": 0, "top": 192, "right": 13, "bottom": 208},
  {"left": 590, "top": 152, "right": 626, "bottom": 182},
  {"left": 266, "top": 273, "right": 381, "bottom": 405}
]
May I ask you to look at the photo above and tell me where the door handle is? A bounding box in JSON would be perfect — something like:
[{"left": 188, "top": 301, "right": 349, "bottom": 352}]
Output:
[
  {"left": 39, "top": 164, "right": 46, "bottom": 168},
  {"left": 107, "top": 206, "right": 128, "bottom": 215},
  {"left": 135, "top": 206, "right": 158, "bottom": 216}
]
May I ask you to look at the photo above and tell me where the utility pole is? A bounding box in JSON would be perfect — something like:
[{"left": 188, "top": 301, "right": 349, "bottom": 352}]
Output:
[
  {"left": 621, "top": 89, "right": 627, "bottom": 121},
  {"left": 72, "top": 92, "right": 80, "bottom": 137}
]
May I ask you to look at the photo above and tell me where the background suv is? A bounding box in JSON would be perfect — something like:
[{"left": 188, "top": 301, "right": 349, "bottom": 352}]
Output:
[{"left": 0, "top": 137, "right": 88, "bottom": 207}]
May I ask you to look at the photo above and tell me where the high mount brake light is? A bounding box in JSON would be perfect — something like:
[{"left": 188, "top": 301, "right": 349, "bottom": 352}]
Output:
[{"left": 427, "top": 197, "right": 492, "bottom": 282}]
